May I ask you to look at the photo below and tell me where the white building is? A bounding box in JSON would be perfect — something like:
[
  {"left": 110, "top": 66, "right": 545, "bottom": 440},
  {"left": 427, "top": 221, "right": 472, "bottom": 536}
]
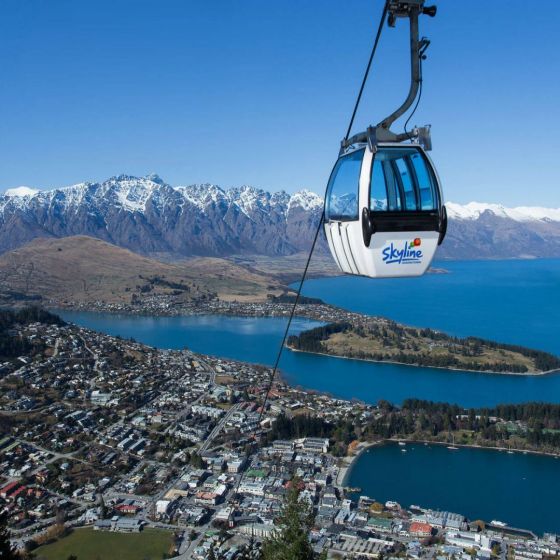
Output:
[{"left": 156, "top": 499, "right": 171, "bottom": 515}]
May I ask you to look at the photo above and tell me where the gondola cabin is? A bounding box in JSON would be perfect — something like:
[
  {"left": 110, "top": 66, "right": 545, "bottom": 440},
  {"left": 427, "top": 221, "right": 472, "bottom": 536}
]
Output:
[{"left": 324, "top": 142, "right": 447, "bottom": 278}]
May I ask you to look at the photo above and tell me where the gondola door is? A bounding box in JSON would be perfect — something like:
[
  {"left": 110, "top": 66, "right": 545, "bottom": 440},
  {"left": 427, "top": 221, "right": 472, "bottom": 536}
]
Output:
[
  {"left": 360, "top": 144, "right": 443, "bottom": 278},
  {"left": 324, "top": 147, "right": 373, "bottom": 276}
]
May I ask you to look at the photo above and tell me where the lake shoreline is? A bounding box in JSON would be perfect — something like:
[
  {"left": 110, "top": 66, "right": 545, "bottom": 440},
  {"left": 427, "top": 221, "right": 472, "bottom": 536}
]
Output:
[
  {"left": 50, "top": 303, "right": 560, "bottom": 378},
  {"left": 286, "top": 345, "right": 560, "bottom": 377},
  {"left": 53, "top": 283, "right": 560, "bottom": 409},
  {"left": 338, "top": 441, "right": 382, "bottom": 486}
]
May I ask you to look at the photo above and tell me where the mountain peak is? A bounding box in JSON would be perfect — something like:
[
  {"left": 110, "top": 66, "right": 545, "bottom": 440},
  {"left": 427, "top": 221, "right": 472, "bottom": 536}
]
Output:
[
  {"left": 4, "top": 186, "right": 39, "bottom": 198},
  {"left": 145, "top": 173, "right": 165, "bottom": 185},
  {"left": 288, "top": 189, "right": 323, "bottom": 212}
]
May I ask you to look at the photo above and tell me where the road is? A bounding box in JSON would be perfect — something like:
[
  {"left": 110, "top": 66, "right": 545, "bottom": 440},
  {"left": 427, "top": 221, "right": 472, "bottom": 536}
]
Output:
[
  {"left": 163, "top": 351, "right": 218, "bottom": 437},
  {"left": 199, "top": 402, "right": 241, "bottom": 454}
]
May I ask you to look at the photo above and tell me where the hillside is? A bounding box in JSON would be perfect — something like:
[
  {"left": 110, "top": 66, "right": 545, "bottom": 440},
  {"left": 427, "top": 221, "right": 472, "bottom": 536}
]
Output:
[
  {"left": 1, "top": 175, "right": 560, "bottom": 261},
  {"left": 287, "top": 322, "right": 560, "bottom": 374},
  {"left": 0, "top": 236, "right": 286, "bottom": 308}
]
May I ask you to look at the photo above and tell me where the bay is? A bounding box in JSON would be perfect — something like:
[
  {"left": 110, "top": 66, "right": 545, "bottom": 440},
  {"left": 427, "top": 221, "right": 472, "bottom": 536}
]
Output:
[
  {"left": 55, "top": 260, "right": 560, "bottom": 408},
  {"left": 56, "top": 313, "right": 560, "bottom": 409},
  {"left": 346, "top": 442, "right": 559, "bottom": 535}
]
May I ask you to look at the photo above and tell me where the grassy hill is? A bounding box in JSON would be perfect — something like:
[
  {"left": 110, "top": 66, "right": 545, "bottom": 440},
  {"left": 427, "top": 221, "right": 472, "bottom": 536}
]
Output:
[{"left": 0, "top": 235, "right": 286, "bottom": 307}]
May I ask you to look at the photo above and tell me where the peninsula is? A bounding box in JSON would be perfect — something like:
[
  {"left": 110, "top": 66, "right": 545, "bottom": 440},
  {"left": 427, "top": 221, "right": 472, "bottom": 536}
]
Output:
[{"left": 287, "top": 321, "right": 560, "bottom": 374}]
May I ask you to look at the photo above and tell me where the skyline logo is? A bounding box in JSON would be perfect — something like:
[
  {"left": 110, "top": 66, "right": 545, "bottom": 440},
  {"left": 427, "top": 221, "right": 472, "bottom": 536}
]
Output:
[{"left": 382, "top": 238, "right": 423, "bottom": 265}]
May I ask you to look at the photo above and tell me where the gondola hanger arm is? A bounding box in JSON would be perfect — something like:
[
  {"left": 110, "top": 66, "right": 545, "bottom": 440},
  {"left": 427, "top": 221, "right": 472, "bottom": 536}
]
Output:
[
  {"left": 377, "top": 0, "right": 436, "bottom": 132},
  {"left": 342, "top": 0, "right": 436, "bottom": 153}
]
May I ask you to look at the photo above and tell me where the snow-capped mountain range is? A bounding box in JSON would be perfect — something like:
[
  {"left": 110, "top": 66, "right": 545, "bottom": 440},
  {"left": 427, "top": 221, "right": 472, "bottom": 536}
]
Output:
[
  {"left": 445, "top": 202, "right": 560, "bottom": 223},
  {"left": 0, "top": 175, "right": 324, "bottom": 257},
  {"left": 1, "top": 174, "right": 559, "bottom": 260}
]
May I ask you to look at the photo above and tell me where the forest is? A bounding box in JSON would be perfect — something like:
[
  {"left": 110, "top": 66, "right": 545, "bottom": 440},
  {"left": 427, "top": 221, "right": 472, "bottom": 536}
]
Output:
[
  {"left": 0, "top": 307, "right": 65, "bottom": 360},
  {"left": 268, "top": 400, "right": 560, "bottom": 456}
]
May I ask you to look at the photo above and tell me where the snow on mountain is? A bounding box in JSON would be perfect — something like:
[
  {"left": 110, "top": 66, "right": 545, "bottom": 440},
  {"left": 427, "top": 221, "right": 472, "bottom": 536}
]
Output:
[
  {"left": 4, "top": 186, "right": 39, "bottom": 197},
  {"left": 288, "top": 189, "right": 323, "bottom": 212},
  {"left": 446, "top": 201, "right": 560, "bottom": 223},
  {"left": 0, "top": 175, "right": 323, "bottom": 257},
  {"left": 102, "top": 175, "right": 161, "bottom": 213},
  {"left": 174, "top": 184, "right": 224, "bottom": 211}
]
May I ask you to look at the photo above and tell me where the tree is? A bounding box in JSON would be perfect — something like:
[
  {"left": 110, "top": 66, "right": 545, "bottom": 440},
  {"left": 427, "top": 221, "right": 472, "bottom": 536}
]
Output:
[
  {"left": 369, "top": 502, "right": 384, "bottom": 514},
  {"left": 190, "top": 453, "right": 204, "bottom": 469},
  {"left": 207, "top": 546, "right": 226, "bottom": 560},
  {"left": 0, "top": 512, "right": 19, "bottom": 560},
  {"left": 237, "top": 536, "right": 260, "bottom": 560},
  {"left": 261, "top": 479, "right": 325, "bottom": 560},
  {"left": 99, "top": 496, "right": 108, "bottom": 520}
]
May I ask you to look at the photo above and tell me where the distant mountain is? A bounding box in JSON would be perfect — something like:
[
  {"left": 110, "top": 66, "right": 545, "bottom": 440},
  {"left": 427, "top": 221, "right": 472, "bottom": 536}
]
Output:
[
  {"left": 444, "top": 202, "right": 560, "bottom": 259},
  {"left": 1, "top": 175, "right": 559, "bottom": 260}
]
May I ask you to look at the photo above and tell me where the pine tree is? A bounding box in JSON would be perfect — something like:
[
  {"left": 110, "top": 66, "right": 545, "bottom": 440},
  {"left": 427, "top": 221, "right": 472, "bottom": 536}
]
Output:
[
  {"left": 0, "top": 512, "right": 19, "bottom": 560},
  {"left": 99, "top": 496, "right": 107, "bottom": 520},
  {"left": 261, "top": 479, "right": 324, "bottom": 560},
  {"left": 237, "top": 536, "right": 260, "bottom": 560}
]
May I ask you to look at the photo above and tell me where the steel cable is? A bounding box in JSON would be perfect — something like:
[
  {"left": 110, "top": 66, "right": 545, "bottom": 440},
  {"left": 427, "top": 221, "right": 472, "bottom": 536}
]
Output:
[
  {"left": 344, "top": 0, "right": 390, "bottom": 142},
  {"left": 230, "top": 0, "right": 390, "bottom": 503}
]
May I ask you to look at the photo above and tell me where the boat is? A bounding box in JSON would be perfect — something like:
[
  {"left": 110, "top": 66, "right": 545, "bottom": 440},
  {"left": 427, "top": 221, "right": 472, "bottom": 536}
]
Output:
[
  {"left": 398, "top": 441, "right": 407, "bottom": 446},
  {"left": 491, "top": 520, "right": 508, "bottom": 527},
  {"left": 447, "top": 434, "right": 459, "bottom": 450}
]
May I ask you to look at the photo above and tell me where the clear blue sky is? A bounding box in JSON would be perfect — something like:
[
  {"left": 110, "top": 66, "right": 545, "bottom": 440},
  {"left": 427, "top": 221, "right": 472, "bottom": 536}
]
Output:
[{"left": 1, "top": 0, "right": 559, "bottom": 206}]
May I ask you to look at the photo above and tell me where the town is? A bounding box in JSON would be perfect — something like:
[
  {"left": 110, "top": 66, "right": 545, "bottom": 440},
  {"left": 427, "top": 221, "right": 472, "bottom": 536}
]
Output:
[{"left": 0, "top": 309, "right": 559, "bottom": 559}]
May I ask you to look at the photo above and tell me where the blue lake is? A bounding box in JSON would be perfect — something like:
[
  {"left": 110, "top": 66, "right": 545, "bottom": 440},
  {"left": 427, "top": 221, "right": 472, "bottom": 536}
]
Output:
[
  {"left": 347, "top": 442, "right": 558, "bottom": 535},
  {"left": 299, "top": 258, "right": 560, "bottom": 355},
  {"left": 57, "top": 259, "right": 560, "bottom": 408}
]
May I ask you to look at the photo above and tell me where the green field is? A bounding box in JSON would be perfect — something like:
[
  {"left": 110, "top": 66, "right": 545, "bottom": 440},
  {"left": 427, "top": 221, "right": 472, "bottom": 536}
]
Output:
[{"left": 35, "top": 527, "right": 175, "bottom": 560}]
